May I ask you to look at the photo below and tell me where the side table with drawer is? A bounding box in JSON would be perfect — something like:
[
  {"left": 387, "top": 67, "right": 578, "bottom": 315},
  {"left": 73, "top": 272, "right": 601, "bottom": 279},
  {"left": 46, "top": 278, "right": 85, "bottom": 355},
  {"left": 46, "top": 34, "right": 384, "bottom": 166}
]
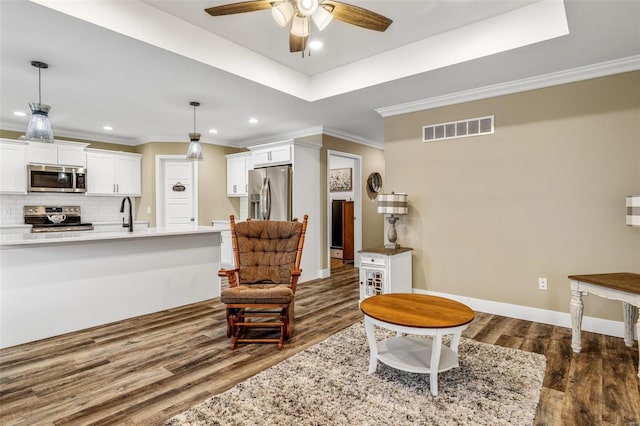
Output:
[{"left": 358, "top": 247, "right": 413, "bottom": 302}]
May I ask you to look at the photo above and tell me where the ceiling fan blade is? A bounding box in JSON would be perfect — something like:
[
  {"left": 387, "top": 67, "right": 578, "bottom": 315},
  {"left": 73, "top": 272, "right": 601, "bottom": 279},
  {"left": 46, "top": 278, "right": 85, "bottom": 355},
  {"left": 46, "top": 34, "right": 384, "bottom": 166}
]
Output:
[
  {"left": 205, "top": 1, "right": 272, "bottom": 16},
  {"left": 289, "top": 33, "right": 308, "bottom": 53},
  {"left": 323, "top": 1, "right": 392, "bottom": 32}
]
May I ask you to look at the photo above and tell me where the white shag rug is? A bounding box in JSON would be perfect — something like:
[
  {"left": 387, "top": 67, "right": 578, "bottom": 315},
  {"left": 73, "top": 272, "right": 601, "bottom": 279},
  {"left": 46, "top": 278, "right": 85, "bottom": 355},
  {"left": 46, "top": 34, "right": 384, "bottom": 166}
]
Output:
[{"left": 166, "top": 322, "right": 546, "bottom": 426}]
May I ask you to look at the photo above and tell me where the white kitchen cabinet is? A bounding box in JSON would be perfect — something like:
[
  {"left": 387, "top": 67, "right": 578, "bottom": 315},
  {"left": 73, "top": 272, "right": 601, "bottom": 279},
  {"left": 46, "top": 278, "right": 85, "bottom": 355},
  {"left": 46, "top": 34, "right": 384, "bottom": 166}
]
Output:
[
  {"left": 0, "top": 139, "right": 27, "bottom": 193},
  {"left": 226, "top": 152, "right": 252, "bottom": 197},
  {"left": 358, "top": 247, "right": 413, "bottom": 302},
  {"left": 85, "top": 149, "right": 141, "bottom": 196},
  {"left": 27, "top": 140, "right": 87, "bottom": 167},
  {"left": 251, "top": 144, "right": 291, "bottom": 167}
]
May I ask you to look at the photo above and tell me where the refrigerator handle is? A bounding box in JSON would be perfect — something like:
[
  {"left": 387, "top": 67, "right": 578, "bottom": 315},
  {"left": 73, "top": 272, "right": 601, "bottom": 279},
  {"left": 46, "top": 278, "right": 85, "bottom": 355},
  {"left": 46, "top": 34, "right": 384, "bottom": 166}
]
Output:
[{"left": 260, "top": 177, "right": 271, "bottom": 220}]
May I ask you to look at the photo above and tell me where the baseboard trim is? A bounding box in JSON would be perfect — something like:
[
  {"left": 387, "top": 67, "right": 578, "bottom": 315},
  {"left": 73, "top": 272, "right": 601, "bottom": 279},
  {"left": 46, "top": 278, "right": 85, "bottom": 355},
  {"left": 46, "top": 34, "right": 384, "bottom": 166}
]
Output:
[{"left": 413, "top": 288, "right": 629, "bottom": 339}]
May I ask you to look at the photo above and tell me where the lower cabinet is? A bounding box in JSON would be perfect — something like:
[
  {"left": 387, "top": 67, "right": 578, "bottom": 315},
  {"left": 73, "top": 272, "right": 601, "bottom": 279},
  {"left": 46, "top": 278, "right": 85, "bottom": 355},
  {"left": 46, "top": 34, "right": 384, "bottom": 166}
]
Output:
[
  {"left": 85, "top": 149, "right": 141, "bottom": 196},
  {"left": 358, "top": 247, "right": 413, "bottom": 302}
]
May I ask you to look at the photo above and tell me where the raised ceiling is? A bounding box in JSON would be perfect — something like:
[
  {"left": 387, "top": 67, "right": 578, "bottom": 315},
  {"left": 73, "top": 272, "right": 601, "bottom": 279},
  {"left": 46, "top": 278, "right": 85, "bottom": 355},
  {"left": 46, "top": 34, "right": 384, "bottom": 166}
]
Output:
[{"left": 1, "top": 0, "right": 638, "bottom": 148}]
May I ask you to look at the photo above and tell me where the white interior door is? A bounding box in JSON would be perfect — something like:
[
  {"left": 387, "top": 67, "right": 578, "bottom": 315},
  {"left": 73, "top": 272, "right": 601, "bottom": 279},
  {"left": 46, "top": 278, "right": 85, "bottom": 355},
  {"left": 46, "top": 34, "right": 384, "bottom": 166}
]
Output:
[{"left": 156, "top": 156, "right": 198, "bottom": 227}]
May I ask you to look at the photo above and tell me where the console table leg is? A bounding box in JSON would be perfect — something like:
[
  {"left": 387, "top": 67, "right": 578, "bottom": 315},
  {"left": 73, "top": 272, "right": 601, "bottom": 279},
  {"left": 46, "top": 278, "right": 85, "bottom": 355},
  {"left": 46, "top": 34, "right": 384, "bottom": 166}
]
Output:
[
  {"left": 364, "top": 315, "right": 378, "bottom": 374},
  {"left": 636, "top": 316, "right": 640, "bottom": 379},
  {"left": 570, "top": 289, "right": 584, "bottom": 353},
  {"left": 623, "top": 302, "right": 637, "bottom": 347},
  {"left": 429, "top": 333, "right": 443, "bottom": 396}
]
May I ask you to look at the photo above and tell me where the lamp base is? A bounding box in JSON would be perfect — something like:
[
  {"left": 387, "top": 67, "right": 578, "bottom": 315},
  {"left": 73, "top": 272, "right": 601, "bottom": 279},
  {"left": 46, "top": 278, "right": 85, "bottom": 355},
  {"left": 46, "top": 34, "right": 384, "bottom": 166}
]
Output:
[{"left": 384, "top": 242, "right": 400, "bottom": 249}]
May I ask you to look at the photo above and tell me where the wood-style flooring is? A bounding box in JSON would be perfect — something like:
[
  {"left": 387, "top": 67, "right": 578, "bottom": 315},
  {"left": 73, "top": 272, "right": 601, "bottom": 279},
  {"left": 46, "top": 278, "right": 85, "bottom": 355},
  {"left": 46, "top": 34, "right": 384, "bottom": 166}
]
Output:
[{"left": 1, "top": 265, "right": 639, "bottom": 425}]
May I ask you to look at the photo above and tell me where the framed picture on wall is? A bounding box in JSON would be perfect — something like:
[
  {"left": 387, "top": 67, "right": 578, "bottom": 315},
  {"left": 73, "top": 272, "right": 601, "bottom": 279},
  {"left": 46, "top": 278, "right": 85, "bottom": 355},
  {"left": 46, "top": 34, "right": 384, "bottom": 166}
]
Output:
[{"left": 329, "top": 168, "right": 353, "bottom": 192}]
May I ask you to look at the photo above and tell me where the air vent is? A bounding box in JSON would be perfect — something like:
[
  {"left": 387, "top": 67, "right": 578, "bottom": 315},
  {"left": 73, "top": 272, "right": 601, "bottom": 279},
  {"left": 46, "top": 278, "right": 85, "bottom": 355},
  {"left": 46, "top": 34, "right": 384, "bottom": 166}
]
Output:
[{"left": 422, "top": 115, "right": 494, "bottom": 142}]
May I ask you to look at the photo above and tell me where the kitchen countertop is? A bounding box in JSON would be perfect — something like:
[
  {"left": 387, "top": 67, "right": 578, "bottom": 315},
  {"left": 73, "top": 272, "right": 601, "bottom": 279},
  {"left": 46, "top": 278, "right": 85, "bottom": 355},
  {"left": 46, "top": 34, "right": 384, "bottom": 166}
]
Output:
[{"left": 0, "top": 226, "right": 219, "bottom": 246}]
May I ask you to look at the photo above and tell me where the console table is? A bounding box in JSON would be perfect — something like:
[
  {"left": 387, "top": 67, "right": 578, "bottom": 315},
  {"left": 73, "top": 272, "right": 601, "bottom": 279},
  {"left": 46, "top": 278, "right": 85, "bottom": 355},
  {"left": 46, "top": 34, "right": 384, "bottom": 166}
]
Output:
[{"left": 569, "top": 272, "right": 640, "bottom": 378}]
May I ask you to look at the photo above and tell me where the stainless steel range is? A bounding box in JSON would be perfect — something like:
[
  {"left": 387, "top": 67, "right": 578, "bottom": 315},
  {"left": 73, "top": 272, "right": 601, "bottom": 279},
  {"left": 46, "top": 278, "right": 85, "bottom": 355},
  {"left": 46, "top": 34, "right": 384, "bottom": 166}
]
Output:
[{"left": 24, "top": 206, "right": 94, "bottom": 233}]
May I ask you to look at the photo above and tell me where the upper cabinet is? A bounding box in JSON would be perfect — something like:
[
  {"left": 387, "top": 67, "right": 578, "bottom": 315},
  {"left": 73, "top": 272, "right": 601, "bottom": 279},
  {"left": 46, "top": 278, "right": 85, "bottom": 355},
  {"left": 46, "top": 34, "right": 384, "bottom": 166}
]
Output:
[
  {"left": 251, "top": 144, "right": 291, "bottom": 168},
  {"left": 27, "top": 140, "right": 88, "bottom": 167},
  {"left": 0, "top": 139, "right": 27, "bottom": 194},
  {"left": 225, "top": 152, "right": 253, "bottom": 197},
  {"left": 85, "top": 149, "right": 142, "bottom": 196}
]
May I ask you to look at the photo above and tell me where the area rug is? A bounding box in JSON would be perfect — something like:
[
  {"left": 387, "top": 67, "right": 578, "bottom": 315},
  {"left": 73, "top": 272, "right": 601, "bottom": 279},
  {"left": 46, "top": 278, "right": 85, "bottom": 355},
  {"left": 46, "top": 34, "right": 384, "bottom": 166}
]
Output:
[{"left": 166, "top": 322, "right": 546, "bottom": 425}]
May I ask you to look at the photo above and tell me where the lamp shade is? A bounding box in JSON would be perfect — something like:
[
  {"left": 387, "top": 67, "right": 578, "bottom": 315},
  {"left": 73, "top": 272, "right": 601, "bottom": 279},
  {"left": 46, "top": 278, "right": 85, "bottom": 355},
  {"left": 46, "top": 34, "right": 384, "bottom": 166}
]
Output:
[
  {"left": 377, "top": 193, "right": 408, "bottom": 215},
  {"left": 312, "top": 5, "right": 333, "bottom": 30},
  {"left": 290, "top": 14, "right": 310, "bottom": 37},
  {"left": 186, "top": 133, "right": 203, "bottom": 161},
  {"left": 272, "top": 1, "right": 295, "bottom": 26},
  {"left": 627, "top": 195, "right": 640, "bottom": 227},
  {"left": 25, "top": 103, "right": 54, "bottom": 142},
  {"left": 296, "top": 0, "right": 319, "bottom": 16}
]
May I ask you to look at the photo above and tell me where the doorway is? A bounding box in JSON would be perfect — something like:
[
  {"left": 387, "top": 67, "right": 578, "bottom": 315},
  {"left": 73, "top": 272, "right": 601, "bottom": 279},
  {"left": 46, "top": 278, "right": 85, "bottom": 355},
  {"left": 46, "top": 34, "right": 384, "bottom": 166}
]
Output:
[
  {"left": 155, "top": 155, "right": 199, "bottom": 227},
  {"left": 327, "top": 151, "right": 362, "bottom": 272}
]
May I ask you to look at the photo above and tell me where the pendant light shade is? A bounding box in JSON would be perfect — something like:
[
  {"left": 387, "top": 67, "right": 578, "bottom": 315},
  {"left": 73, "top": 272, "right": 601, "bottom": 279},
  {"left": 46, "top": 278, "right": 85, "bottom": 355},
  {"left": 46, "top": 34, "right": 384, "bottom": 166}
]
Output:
[
  {"left": 272, "top": 1, "right": 295, "bottom": 26},
  {"left": 186, "top": 101, "right": 203, "bottom": 161},
  {"left": 25, "top": 61, "right": 54, "bottom": 143}
]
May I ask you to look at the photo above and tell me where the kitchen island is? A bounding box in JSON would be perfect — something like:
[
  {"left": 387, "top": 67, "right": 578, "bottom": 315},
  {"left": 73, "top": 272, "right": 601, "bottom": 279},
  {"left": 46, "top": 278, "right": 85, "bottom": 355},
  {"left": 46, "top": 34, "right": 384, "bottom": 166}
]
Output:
[{"left": 0, "top": 226, "right": 220, "bottom": 348}]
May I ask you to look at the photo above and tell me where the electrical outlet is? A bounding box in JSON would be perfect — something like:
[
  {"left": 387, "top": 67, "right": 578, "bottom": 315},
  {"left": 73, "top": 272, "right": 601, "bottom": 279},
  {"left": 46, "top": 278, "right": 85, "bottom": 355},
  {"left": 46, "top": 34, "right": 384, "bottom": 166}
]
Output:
[
  {"left": 538, "top": 277, "right": 548, "bottom": 291},
  {"left": 147, "top": 206, "right": 151, "bottom": 214}
]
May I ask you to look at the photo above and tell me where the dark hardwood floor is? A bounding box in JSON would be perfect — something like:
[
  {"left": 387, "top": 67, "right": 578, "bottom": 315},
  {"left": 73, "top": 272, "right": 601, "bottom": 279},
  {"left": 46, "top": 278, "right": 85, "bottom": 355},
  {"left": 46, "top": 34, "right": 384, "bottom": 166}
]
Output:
[{"left": 1, "top": 265, "right": 639, "bottom": 425}]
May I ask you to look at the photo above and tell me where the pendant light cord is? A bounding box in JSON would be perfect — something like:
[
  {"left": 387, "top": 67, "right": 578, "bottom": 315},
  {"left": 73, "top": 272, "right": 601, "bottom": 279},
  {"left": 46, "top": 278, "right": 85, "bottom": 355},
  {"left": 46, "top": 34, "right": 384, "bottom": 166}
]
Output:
[
  {"left": 38, "top": 67, "right": 42, "bottom": 104},
  {"left": 193, "top": 104, "right": 197, "bottom": 133}
]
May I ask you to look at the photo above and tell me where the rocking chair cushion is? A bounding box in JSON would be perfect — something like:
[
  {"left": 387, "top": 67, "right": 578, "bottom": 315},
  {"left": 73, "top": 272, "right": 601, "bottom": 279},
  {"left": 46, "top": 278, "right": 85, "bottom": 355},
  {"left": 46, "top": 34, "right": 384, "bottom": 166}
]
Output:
[
  {"left": 235, "top": 220, "right": 303, "bottom": 285},
  {"left": 220, "top": 283, "right": 294, "bottom": 304}
]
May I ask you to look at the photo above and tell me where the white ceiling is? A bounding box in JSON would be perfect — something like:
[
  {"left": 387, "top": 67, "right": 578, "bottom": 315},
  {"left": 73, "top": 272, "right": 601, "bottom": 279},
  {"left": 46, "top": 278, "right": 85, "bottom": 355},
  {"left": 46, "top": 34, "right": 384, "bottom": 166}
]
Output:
[{"left": 1, "top": 0, "right": 639, "bottom": 149}]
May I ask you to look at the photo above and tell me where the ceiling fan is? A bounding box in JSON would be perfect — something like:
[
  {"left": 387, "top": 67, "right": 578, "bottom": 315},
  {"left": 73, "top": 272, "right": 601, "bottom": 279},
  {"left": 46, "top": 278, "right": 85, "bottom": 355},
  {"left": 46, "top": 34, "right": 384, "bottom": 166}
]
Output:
[{"left": 205, "top": 0, "right": 392, "bottom": 54}]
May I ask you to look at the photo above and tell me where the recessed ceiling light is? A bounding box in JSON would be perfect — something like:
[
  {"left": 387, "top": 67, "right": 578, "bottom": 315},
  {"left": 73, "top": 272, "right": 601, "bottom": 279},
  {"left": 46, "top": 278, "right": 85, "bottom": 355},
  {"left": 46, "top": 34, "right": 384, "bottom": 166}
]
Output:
[
  {"left": 209, "top": 128, "right": 218, "bottom": 134},
  {"left": 13, "top": 111, "right": 27, "bottom": 117},
  {"left": 103, "top": 125, "right": 113, "bottom": 131},
  {"left": 249, "top": 118, "right": 259, "bottom": 124},
  {"left": 309, "top": 40, "right": 323, "bottom": 50}
]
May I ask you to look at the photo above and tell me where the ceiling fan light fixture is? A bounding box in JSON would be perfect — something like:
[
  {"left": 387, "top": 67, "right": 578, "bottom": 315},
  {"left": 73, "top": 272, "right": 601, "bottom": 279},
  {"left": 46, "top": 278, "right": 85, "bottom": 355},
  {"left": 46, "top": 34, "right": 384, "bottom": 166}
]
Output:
[
  {"left": 290, "top": 14, "right": 310, "bottom": 37},
  {"left": 296, "top": 0, "right": 318, "bottom": 16},
  {"left": 272, "top": 1, "right": 294, "bottom": 26},
  {"left": 311, "top": 5, "right": 333, "bottom": 31},
  {"left": 186, "top": 101, "right": 203, "bottom": 161}
]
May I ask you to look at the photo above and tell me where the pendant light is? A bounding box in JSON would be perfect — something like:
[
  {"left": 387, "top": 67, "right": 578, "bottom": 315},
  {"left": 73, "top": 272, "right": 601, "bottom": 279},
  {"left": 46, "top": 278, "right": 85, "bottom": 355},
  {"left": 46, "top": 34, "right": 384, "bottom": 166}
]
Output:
[
  {"left": 25, "top": 60, "right": 54, "bottom": 143},
  {"left": 186, "top": 101, "right": 203, "bottom": 161}
]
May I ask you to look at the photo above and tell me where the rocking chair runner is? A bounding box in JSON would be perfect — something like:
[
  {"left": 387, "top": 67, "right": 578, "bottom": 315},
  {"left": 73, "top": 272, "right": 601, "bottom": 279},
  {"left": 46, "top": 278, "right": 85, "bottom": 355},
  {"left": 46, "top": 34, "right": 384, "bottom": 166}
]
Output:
[{"left": 218, "top": 214, "right": 308, "bottom": 349}]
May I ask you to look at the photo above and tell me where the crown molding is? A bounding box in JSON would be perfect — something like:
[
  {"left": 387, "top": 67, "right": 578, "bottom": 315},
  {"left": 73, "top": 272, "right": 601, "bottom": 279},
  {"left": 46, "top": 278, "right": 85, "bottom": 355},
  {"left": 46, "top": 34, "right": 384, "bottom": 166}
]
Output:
[
  {"left": 376, "top": 55, "right": 640, "bottom": 118},
  {"left": 321, "top": 127, "right": 384, "bottom": 150}
]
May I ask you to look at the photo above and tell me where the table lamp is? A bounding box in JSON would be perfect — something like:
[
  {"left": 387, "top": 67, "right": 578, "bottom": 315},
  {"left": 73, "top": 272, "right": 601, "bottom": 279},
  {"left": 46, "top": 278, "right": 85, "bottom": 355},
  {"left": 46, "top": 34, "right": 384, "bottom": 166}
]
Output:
[
  {"left": 627, "top": 195, "right": 640, "bottom": 227},
  {"left": 377, "top": 192, "right": 408, "bottom": 249}
]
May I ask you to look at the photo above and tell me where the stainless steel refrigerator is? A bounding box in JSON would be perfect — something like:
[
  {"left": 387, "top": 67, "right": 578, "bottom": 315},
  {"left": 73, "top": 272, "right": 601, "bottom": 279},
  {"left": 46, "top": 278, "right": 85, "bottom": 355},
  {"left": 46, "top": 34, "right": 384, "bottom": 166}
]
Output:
[{"left": 247, "top": 165, "right": 292, "bottom": 221}]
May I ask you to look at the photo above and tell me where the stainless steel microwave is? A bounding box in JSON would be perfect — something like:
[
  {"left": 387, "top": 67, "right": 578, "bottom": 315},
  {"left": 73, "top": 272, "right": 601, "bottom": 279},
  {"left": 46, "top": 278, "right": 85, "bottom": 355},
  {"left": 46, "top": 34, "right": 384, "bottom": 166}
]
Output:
[{"left": 27, "top": 164, "right": 87, "bottom": 193}]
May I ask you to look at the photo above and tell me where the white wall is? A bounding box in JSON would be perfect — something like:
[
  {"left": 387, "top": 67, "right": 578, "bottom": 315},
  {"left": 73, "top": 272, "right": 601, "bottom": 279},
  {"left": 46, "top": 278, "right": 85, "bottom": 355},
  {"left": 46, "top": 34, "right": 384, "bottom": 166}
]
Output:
[{"left": 0, "top": 194, "right": 134, "bottom": 225}]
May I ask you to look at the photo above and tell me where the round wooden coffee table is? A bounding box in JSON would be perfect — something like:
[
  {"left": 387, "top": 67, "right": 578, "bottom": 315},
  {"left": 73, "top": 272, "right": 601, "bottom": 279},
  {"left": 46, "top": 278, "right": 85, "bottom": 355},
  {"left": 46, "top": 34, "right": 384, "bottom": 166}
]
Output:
[{"left": 360, "top": 293, "right": 475, "bottom": 396}]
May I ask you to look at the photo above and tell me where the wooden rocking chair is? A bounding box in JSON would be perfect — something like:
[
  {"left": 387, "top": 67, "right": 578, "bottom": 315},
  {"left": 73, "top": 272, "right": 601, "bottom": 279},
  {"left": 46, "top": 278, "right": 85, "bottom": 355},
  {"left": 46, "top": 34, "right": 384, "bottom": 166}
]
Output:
[{"left": 218, "top": 214, "right": 308, "bottom": 349}]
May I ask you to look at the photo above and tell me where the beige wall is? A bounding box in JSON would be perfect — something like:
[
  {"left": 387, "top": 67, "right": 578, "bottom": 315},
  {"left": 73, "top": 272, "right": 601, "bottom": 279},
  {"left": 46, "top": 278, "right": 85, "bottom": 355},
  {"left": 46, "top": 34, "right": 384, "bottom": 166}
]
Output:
[
  {"left": 133, "top": 142, "right": 243, "bottom": 226},
  {"left": 320, "top": 135, "right": 386, "bottom": 269},
  {"left": 0, "top": 129, "right": 136, "bottom": 152},
  {"left": 384, "top": 71, "right": 640, "bottom": 321}
]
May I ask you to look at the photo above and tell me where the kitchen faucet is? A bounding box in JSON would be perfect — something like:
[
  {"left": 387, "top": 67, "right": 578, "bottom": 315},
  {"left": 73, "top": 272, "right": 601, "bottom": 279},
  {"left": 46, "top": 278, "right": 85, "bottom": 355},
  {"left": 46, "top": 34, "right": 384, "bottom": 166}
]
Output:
[{"left": 120, "top": 196, "right": 133, "bottom": 232}]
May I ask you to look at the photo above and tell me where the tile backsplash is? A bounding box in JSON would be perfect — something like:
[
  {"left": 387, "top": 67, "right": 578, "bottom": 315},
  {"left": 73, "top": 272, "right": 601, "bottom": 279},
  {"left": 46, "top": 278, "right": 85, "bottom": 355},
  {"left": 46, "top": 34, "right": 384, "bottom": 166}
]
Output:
[{"left": 0, "top": 194, "right": 135, "bottom": 225}]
